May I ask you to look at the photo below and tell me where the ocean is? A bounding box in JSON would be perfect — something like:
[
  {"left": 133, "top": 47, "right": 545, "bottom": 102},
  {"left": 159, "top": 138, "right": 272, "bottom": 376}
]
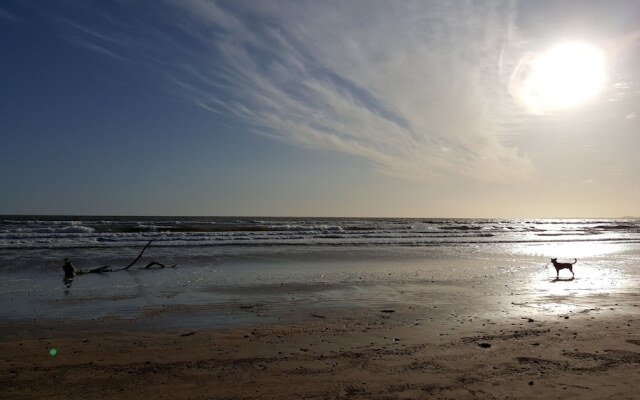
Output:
[
  {"left": 2, "top": 216, "right": 639, "bottom": 327},
  {"left": 3, "top": 216, "right": 640, "bottom": 250}
]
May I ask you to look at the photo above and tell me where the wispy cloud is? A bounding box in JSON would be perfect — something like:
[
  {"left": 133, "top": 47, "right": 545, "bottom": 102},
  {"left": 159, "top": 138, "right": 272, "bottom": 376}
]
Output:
[
  {"left": 68, "top": 0, "right": 537, "bottom": 182},
  {"left": 64, "top": 34, "right": 132, "bottom": 63}
]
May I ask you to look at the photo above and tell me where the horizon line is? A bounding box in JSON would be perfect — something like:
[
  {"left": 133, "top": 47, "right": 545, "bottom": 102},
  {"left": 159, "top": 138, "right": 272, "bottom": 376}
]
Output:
[{"left": 1, "top": 214, "right": 637, "bottom": 220}]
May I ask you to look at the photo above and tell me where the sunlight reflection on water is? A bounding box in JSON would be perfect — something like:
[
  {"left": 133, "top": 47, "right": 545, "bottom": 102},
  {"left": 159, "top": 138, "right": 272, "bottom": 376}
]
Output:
[{"left": 511, "top": 241, "right": 630, "bottom": 259}]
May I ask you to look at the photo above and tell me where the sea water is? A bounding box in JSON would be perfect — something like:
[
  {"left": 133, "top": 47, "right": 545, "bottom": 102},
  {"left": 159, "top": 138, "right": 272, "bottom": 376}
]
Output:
[{"left": 1, "top": 216, "right": 639, "bottom": 326}]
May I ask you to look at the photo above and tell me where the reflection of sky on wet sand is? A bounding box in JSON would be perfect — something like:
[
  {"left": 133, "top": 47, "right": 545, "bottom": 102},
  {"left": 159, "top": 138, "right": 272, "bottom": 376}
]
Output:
[{"left": 2, "top": 240, "right": 639, "bottom": 329}]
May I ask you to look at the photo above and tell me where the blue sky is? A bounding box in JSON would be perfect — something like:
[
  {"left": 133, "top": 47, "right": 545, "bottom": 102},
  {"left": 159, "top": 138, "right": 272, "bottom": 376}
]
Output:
[{"left": 1, "top": 1, "right": 640, "bottom": 217}]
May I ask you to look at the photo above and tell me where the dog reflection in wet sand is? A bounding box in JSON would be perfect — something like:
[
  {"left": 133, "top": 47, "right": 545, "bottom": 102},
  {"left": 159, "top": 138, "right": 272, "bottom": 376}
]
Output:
[{"left": 551, "top": 258, "right": 576, "bottom": 279}]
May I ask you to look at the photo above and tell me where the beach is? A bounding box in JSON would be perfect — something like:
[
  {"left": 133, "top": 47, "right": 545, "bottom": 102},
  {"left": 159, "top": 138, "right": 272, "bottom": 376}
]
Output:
[
  {"left": 3, "top": 288, "right": 640, "bottom": 399},
  {"left": 2, "top": 217, "right": 640, "bottom": 398}
]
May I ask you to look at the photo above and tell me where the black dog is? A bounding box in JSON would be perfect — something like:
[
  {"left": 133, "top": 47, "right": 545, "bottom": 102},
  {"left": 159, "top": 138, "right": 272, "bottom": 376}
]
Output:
[{"left": 550, "top": 258, "right": 576, "bottom": 279}]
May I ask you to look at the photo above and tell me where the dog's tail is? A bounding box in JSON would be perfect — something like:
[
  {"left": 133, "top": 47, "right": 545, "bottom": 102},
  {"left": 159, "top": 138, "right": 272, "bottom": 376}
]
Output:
[{"left": 571, "top": 258, "right": 577, "bottom": 264}]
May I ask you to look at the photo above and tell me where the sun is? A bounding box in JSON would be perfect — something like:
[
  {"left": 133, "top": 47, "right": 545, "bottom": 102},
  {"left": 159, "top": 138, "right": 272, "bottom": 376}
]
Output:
[{"left": 519, "top": 41, "right": 606, "bottom": 113}]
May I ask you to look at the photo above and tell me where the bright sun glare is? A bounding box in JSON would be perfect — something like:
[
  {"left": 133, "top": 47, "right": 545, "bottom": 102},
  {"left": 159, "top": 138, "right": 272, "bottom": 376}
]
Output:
[{"left": 520, "top": 41, "right": 606, "bottom": 113}]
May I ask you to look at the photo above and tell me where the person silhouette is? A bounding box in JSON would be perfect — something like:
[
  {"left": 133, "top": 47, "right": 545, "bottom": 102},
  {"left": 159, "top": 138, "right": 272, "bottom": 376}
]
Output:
[
  {"left": 62, "top": 258, "right": 78, "bottom": 275},
  {"left": 62, "top": 258, "right": 78, "bottom": 288}
]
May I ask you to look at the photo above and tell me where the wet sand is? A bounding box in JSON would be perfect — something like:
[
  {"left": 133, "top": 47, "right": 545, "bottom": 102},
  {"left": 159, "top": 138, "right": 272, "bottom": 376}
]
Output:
[{"left": 3, "top": 283, "right": 640, "bottom": 400}]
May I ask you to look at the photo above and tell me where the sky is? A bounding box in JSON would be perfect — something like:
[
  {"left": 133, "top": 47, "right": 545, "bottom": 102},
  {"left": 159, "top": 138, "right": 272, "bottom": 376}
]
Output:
[{"left": 1, "top": 0, "right": 640, "bottom": 218}]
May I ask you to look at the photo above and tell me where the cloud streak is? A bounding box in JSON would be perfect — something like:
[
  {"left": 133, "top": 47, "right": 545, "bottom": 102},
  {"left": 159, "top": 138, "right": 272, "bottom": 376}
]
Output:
[{"left": 69, "top": 0, "right": 536, "bottom": 183}]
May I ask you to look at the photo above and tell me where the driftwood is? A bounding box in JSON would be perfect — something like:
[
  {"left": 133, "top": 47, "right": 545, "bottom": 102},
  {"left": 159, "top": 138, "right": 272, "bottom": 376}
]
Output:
[
  {"left": 63, "top": 240, "right": 176, "bottom": 288},
  {"left": 115, "top": 240, "right": 177, "bottom": 271}
]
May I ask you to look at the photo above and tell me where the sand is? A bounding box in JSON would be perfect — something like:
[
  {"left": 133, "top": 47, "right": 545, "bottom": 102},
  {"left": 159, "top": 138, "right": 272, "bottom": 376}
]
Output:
[{"left": 3, "top": 287, "right": 640, "bottom": 400}]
